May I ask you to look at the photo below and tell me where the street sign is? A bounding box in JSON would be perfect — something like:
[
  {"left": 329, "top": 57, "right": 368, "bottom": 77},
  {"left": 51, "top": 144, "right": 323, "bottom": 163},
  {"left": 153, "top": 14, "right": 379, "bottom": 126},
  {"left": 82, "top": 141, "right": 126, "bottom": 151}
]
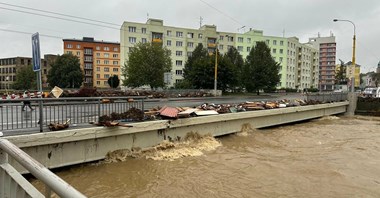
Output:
[{"left": 32, "top": 32, "right": 41, "bottom": 72}]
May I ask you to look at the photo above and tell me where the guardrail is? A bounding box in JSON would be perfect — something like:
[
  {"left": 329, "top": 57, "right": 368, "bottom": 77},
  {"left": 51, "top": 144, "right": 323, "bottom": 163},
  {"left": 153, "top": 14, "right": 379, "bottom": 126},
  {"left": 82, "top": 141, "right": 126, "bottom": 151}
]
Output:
[
  {"left": 0, "top": 96, "right": 145, "bottom": 133},
  {"left": 0, "top": 138, "right": 86, "bottom": 197},
  {"left": 306, "top": 92, "right": 348, "bottom": 102}
]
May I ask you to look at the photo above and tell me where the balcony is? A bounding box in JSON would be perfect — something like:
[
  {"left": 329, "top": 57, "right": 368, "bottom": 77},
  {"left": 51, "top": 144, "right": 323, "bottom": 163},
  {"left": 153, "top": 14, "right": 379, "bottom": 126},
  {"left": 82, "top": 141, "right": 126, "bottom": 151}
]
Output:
[
  {"left": 152, "top": 38, "right": 163, "bottom": 43},
  {"left": 207, "top": 43, "right": 217, "bottom": 48}
]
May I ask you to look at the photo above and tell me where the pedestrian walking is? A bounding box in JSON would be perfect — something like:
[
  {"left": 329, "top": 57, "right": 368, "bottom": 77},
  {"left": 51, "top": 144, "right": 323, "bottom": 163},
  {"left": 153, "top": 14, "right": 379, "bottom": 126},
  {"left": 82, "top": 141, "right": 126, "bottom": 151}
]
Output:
[{"left": 22, "top": 91, "right": 34, "bottom": 111}]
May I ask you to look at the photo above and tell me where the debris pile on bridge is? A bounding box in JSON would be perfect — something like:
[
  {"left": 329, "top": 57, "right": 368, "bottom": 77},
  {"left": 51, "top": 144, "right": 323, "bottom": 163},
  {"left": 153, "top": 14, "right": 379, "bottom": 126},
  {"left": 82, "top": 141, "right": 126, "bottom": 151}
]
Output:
[{"left": 48, "top": 119, "right": 70, "bottom": 131}]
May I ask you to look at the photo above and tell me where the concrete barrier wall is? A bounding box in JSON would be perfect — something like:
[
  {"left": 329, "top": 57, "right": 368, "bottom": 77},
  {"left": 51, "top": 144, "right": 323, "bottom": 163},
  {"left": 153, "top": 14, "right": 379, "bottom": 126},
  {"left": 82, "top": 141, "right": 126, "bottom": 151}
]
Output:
[{"left": 5, "top": 102, "right": 348, "bottom": 173}]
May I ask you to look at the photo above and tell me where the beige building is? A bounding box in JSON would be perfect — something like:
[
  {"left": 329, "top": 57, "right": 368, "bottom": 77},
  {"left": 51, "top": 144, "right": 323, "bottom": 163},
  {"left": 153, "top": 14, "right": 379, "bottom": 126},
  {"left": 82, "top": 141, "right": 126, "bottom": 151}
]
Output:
[
  {"left": 0, "top": 55, "right": 57, "bottom": 90},
  {"left": 63, "top": 37, "right": 120, "bottom": 88},
  {"left": 120, "top": 18, "right": 319, "bottom": 90}
]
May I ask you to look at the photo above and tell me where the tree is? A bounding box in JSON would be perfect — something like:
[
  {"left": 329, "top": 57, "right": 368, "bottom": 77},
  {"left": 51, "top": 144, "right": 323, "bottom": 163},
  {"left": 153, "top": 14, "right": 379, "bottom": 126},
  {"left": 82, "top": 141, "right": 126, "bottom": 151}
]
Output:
[
  {"left": 242, "top": 41, "right": 280, "bottom": 95},
  {"left": 48, "top": 54, "right": 83, "bottom": 88},
  {"left": 107, "top": 75, "right": 120, "bottom": 88},
  {"left": 223, "top": 46, "right": 244, "bottom": 91},
  {"left": 13, "top": 65, "right": 37, "bottom": 90},
  {"left": 371, "top": 72, "right": 380, "bottom": 87},
  {"left": 182, "top": 44, "right": 214, "bottom": 89},
  {"left": 335, "top": 59, "right": 348, "bottom": 85},
  {"left": 123, "top": 42, "right": 172, "bottom": 89}
]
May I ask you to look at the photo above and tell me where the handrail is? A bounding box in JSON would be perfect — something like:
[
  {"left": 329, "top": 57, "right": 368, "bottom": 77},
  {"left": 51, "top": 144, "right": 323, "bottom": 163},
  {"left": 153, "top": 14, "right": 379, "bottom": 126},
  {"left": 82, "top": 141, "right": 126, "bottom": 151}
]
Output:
[{"left": 0, "top": 138, "right": 86, "bottom": 198}]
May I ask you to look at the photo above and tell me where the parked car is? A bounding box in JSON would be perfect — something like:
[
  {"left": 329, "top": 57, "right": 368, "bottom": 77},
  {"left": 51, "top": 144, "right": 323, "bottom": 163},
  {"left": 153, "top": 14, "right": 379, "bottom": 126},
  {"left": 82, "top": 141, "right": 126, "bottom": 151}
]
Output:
[{"left": 363, "top": 87, "right": 378, "bottom": 98}]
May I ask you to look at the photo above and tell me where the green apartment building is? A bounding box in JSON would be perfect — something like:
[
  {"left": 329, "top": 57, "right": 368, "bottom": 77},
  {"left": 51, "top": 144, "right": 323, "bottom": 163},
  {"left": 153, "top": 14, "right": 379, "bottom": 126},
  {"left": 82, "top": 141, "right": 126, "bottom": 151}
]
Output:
[{"left": 121, "top": 19, "right": 319, "bottom": 90}]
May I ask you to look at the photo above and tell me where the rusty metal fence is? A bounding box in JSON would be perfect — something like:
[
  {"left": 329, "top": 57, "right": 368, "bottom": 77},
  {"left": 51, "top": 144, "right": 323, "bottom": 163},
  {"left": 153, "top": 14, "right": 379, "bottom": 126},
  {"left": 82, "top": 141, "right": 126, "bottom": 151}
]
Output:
[
  {"left": 306, "top": 92, "right": 348, "bottom": 103},
  {"left": 0, "top": 96, "right": 145, "bottom": 133}
]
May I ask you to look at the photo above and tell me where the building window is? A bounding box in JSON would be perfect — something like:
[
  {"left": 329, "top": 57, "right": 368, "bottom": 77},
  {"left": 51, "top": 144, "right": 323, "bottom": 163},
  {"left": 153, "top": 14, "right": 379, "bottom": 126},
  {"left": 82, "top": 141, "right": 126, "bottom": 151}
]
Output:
[
  {"left": 176, "top": 41, "right": 183, "bottom": 47},
  {"left": 104, "top": 74, "right": 110, "bottom": 79},
  {"left": 198, "top": 33, "right": 203, "bottom": 39},
  {"left": 266, "top": 40, "right": 270, "bottom": 45},
  {"left": 280, "top": 49, "right": 283, "bottom": 54},
  {"left": 104, "top": 47, "right": 109, "bottom": 51},
  {"left": 247, "top": 47, "right": 251, "bottom": 52},
  {"left": 167, "top": 30, "right": 172, "bottom": 36},
  {"left": 113, "top": 54, "right": 118, "bottom": 58},
  {"left": 228, "top": 37, "right": 234, "bottom": 42},
  {"left": 76, "top": 44, "right": 81, "bottom": 49},
  {"left": 142, "top": 28, "right": 146, "bottom": 34},
  {"left": 280, "top": 41, "right": 284, "bottom": 46},
  {"left": 187, "top": 52, "right": 193, "bottom": 57},
  {"left": 104, "top": 53, "right": 109, "bottom": 58},
  {"left": 97, "top": 67, "right": 100, "bottom": 71},
  {"left": 272, "top": 48, "right": 277, "bottom": 53},
  {"left": 273, "top": 40, "right": 277, "bottom": 45},
  {"left": 279, "top": 57, "right": 283, "bottom": 62},
  {"left": 142, "top": 38, "right": 147, "bottom": 43},
  {"left": 113, "top": 47, "right": 118, "bottom": 51},
  {"left": 84, "top": 56, "right": 92, "bottom": 61},
  {"left": 219, "top": 45, "right": 224, "bottom": 50},
  {"left": 96, "top": 74, "right": 100, "bottom": 78},
  {"left": 237, "top": 46, "right": 243, "bottom": 52},
  {"left": 84, "top": 63, "right": 92, "bottom": 69},
  {"left": 67, "top": 44, "right": 73, "bottom": 48},
  {"left": 113, "top": 68, "right": 118, "bottom": 72},
  {"left": 113, "top": 61, "right": 118, "bottom": 65},
  {"left": 97, "top": 81, "right": 100, "bottom": 85},
  {"left": 96, "top": 60, "right": 100, "bottom": 64},
  {"left": 167, "top": 40, "right": 172, "bottom": 46},
  {"left": 176, "top": 31, "right": 183, "bottom": 37},
  {"left": 219, "top": 35, "right": 224, "bottom": 41},
  {"left": 76, "top": 51, "right": 80, "bottom": 56},
  {"left": 247, "top": 38, "right": 251, "bottom": 43},
  {"left": 187, "top": 32, "right": 194, "bottom": 38},
  {"left": 187, "top": 42, "right": 194, "bottom": 48},
  {"left": 104, "top": 67, "right": 110, "bottom": 72},
  {"left": 176, "top": 51, "right": 183, "bottom": 56},
  {"left": 104, "top": 60, "right": 109, "bottom": 64},
  {"left": 238, "top": 37, "right": 243, "bottom": 43},
  {"left": 128, "top": 26, "right": 136, "bottom": 32},
  {"left": 129, "top": 37, "right": 136, "bottom": 43},
  {"left": 176, "top": 60, "right": 183, "bottom": 66},
  {"left": 175, "top": 70, "right": 183, "bottom": 75},
  {"left": 96, "top": 46, "right": 100, "bottom": 50},
  {"left": 96, "top": 53, "right": 100, "bottom": 57}
]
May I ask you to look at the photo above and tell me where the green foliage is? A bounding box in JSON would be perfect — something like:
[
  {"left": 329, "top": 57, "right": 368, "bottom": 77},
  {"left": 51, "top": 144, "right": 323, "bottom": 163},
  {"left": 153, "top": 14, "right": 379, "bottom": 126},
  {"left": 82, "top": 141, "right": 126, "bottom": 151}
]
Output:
[
  {"left": 183, "top": 43, "right": 213, "bottom": 89},
  {"left": 107, "top": 75, "right": 120, "bottom": 88},
  {"left": 13, "top": 65, "right": 37, "bottom": 90},
  {"left": 182, "top": 44, "right": 244, "bottom": 92},
  {"left": 47, "top": 54, "right": 83, "bottom": 88},
  {"left": 335, "top": 63, "right": 348, "bottom": 85},
  {"left": 174, "top": 79, "right": 194, "bottom": 89},
  {"left": 242, "top": 41, "right": 280, "bottom": 95},
  {"left": 371, "top": 72, "right": 380, "bottom": 87},
  {"left": 123, "top": 42, "right": 172, "bottom": 89}
]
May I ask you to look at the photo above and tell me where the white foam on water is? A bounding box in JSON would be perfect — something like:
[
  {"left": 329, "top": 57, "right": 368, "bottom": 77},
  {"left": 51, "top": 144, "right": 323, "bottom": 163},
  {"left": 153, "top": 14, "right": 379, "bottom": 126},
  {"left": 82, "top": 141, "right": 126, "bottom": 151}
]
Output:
[
  {"left": 317, "top": 116, "right": 340, "bottom": 121},
  {"left": 105, "top": 132, "right": 222, "bottom": 162}
]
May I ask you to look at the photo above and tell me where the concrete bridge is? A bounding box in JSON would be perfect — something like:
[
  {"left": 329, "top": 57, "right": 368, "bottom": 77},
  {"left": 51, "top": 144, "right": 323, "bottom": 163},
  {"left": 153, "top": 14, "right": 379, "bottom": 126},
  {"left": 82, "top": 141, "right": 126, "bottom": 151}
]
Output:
[{"left": 3, "top": 101, "right": 349, "bottom": 174}]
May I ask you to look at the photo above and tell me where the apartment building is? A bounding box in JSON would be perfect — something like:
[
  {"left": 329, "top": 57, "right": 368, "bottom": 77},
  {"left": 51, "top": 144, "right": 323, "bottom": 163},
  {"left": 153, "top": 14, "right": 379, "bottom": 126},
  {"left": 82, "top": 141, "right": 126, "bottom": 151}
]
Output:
[
  {"left": 63, "top": 37, "right": 120, "bottom": 88},
  {"left": 0, "top": 55, "right": 57, "bottom": 90},
  {"left": 309, "top": 35, "right": 336, "bottom": 91},
  {"left": 120, "top": 18, "right": 319, "bottom": 90}
]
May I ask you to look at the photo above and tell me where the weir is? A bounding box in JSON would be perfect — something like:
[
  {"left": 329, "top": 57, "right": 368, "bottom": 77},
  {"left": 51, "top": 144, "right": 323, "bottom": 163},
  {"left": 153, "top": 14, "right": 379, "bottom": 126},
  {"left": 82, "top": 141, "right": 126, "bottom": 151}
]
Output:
[{"left": 3, "top": 101, "right": 348, "bottom": 173}]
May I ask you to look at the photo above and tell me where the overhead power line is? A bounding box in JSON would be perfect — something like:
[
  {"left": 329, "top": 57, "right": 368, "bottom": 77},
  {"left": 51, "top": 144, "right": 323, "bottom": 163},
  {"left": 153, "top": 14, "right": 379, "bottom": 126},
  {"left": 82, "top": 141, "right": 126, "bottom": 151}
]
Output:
[
  {"left": 0, "top": 6, "right": 119, "bottom": 30},
  {"left": 199, "top": 0, "right": 244, "bottom": 26},
  {"left": 0, "top": 28, "right": 62, "bottom": 39},
  {"left": 0, "top": 2, "right": 120, "bottom": 27}
]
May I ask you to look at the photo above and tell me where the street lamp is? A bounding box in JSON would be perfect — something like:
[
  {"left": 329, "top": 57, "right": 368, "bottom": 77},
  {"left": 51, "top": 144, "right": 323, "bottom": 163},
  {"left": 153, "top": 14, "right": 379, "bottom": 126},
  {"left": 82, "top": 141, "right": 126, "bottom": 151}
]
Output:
[
  {"left": 333, "top": 19, "right": 356, "bottom": 91},
  {"left": 214, "top": 43, "right": 218, "bottom": 97}
]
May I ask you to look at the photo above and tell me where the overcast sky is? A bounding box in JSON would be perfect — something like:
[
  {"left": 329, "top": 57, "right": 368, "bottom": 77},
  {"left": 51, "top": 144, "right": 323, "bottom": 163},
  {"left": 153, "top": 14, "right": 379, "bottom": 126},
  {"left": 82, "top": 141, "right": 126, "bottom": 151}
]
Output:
[{"left": 1, "top": 0, "right": 379, "bottom": 73}]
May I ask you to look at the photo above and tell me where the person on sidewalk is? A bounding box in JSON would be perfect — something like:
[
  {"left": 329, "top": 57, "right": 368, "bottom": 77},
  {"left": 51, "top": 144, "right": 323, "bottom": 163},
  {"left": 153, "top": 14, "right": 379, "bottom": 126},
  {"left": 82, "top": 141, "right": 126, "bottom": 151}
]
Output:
[{"left": 22, "top": 91, "right": 34, "bottom": 111}]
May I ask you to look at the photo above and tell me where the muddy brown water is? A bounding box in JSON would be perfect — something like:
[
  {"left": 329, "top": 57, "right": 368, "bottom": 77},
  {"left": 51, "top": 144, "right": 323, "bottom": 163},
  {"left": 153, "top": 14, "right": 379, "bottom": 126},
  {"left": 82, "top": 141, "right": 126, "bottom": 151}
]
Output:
[{"left": 31, "top": 116, "right": 380, "bottom": 197}]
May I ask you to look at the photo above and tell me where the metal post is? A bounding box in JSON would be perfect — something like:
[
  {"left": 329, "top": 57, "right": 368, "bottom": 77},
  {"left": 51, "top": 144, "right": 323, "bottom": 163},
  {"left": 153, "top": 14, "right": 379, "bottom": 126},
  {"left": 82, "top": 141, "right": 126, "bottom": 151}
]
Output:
[
  {"left": 38, "top": 72, "right": 44, "bottom": 132},
  {"left": 351, "top": 77, "right": 355, "bottom": 93}
]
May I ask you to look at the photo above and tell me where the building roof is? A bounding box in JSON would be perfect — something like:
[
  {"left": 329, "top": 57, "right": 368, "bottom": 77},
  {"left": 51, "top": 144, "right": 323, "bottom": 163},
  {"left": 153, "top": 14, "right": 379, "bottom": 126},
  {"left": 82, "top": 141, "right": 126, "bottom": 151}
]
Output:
[{"left": 63, "top": 37, "right": 119, "bottom": 45}]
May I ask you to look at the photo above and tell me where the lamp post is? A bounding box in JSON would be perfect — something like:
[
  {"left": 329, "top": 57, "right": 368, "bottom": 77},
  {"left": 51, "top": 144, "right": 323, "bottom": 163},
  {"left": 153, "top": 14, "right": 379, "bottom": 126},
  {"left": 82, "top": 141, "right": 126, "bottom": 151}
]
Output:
[
  {"left": 333, "top": 19, "right": 356, "bottom": 91},
  {"left": 214, "top": 44, "right": 218, "bottom": 97}
]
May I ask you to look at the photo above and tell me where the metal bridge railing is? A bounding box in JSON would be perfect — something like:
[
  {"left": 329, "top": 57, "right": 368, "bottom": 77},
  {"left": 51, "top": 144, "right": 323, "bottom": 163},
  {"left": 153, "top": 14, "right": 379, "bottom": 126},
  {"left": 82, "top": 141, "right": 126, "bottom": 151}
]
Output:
[
  {"left": 0, "top": 96, "right": 145, "bottom": 133},
  {"left": 306, "top": 92, "right": 348, "bottom": 103},
  {"left": 0, "top": 138, "right": 86, "bottom": 198}
]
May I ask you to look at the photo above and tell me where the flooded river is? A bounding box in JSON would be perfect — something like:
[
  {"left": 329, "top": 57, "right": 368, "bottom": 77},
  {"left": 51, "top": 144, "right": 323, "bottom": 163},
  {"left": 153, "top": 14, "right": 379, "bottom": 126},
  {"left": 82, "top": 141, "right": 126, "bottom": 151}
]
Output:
[{"left": 32, "top": 116, "right": 380, "bottom": 197}]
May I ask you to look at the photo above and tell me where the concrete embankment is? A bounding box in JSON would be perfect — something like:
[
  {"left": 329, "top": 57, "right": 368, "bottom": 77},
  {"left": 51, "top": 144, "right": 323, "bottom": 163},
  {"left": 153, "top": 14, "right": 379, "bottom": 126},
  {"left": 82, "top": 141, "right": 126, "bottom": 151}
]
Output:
[{"left": 5, "top": 102, "right": 348, "bottom": 173}]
